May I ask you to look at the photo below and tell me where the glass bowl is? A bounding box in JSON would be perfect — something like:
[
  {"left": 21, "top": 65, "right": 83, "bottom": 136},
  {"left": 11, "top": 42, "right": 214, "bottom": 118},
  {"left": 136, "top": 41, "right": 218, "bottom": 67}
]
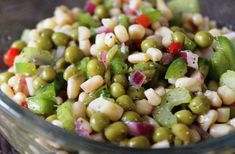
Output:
[{"left": 0, "top": 0, "right": 235, "bottom": 153}]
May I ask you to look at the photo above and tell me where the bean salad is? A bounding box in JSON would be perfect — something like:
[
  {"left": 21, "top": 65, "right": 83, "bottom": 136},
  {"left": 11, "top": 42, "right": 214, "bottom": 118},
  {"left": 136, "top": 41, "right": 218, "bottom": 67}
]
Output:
[{"left": 1, "top": 0, "right": 235, "bottom": 149}]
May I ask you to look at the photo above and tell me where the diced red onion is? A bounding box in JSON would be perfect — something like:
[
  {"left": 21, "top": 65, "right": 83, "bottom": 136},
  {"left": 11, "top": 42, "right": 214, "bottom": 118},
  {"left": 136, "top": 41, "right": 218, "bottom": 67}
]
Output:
[
  {"left": 180, "top": 50, "right": 199, "bottom": 69},
  {"left": 160, "top": 53, "right": 173, "bottom": 65},
  {"left": 126, "top": 122, "right": 155, "bottom": 138},
  {"left": 75, "top": 119, "right": 91, "bottom": 138},
  {"left": 95, "top": 26, "right": 112, "bottom": 34},
  {"left": 195, "top": 47, "right": 214, "bottom": 60},
  {"left": 55, "top": 46, "right": 66, "bottom": 60},
  {"left": 124, "top": 8, "right": 137, "bottom": 15},
  {"left": 129, "top": 71, "right": 146, "bottom": 88},
  {"left": 85, "top": 1, "right": 97, "bottom": 15},
  {"left": 191, "top": 125, "right": 211, "bottom": 140},
  {"left": 101, "top": 51, "right": 107, "bottom": 68}
]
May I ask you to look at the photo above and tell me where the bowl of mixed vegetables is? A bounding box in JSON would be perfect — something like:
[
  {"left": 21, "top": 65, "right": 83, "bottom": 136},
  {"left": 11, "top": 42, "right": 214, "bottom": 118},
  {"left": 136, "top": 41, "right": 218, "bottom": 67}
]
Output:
[{"left": 1, "top": 0, "right": 235, "bottom": 153}]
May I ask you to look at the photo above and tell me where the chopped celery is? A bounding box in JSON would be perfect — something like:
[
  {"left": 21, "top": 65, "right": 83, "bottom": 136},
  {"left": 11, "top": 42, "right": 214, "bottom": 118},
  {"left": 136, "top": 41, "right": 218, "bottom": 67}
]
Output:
[
  {"left": 94, "top": 85, "right": 111, "bottom": 97},
  {"left": 165, "top": 58, "right": 187, "bottom": 79},
  {"left": 15, "top": 62, "right": 36, "bottom": 75},
  {"left": 119, "top": 14, "right": 129, "bottom": 29},
  {"left": 57, "top": 102, "right": 75, "bottom": 132},
  {"left": 14, "top": 47, "right": 54, "bottom": 66},
  {"left": 215, "top": 36, "right": 235, "bottom": 71},
  {"left": 77, "top": 13, "right": 101, "bottom": 27},
  {"left": 168, "top": 0, "right": 200, "bottom": 14},
  {"left": 140, "top": 6, "right": 161, "bottom": 23},
  {"left": 27, "top": 97, "right": 56, "bottom": 115},
  {"left": 220, "top": 70, "right": 235, "bottom": 91},
  {"left": 198, "top": 58, "right": 209, "bottom": 77},
  {"left": 35, "top": 83, "right": 56, "bottom": 98},
  {"left": 209, "top": 50, "right": 230, "bottom": 80},
  {"left": 153, "top": 88, "right": 192, "bottom": 128},
  {"left": 184, "top": 37, "right": 197, "bottom": 51}
]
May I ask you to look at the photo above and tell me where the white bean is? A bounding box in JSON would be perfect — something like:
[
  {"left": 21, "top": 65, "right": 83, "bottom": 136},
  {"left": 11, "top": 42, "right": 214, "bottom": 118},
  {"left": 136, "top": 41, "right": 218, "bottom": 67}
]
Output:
[
  {"left": 52, "top": 120, "right": 63, "bottom": 128},
  {"left": 228, "top": 118, "right": 235, "bottom": 127},
  {"left": 8, "top": 76, "right": 19, "bottom": 87},
  {"left": 162, "top": 35, "right": 173, "bottom": 48},
  {"left": 197, "top": 110, "right": 218, "bottom": 131},
  {"left": 67, "top": 74, "right": 85, "bottom": 99},
  {"left": 192, "top": 14, "right": 204, "bottom": 26},
  {"left": 135, "top": 99, "right": 153, "bottom": 115},
  {"left": 13, "top": 92, "right": 26, "bottom": 104},
  {"left": 102, "top": 18, "right": 117, "bottom": 30},
  {"left": 80, "top": 75, "right": 104, "bottom": 93},
  {"left": 95, "top": 33, "right": 107, "bottom": 49},
  {"left": 87, "top": 97, "right": 124, "bottom": 121},
  {"left": 146, "top": 48, "right": 163, "bottom": 62},
  {"left": 209, "top": 124, "right": 235, "bottom": 138},
  {"left": 157, "top": 0, "right": 172, "bottom": 20},
  {"left": 104, "top": 33, "right": 116, "bottom": 47},
  {"left": 42, "top": 18, "right": 57, "bottom": 29},
  {"left": 79, "top": 40, "right": 91, "bottom": 56},
  {"left": 128, "top": 24, "right": 145, "bottom": 40},
  {"left": 152, "top": 140, "right": 170, "bottom": 149},
  {"left": 73, "top": 101, "right": 86, "bottom": 119},
  {"left": 144, "top": 88, "right": 161, "bottom": 106},
  {"left": 155, "top": 86, "right": 166, "bottom": 96},
  {"left": 110, "top": 8, "right": 121, "bottom": 17},
  {"left": 129, "top": 0, "right": 142, "bottom": 10},
  {"left": 128, "top": 53, "right": 150, "bottom": 64},
  {"left": 114, "top": 25, "right": 129, "bottom": 43},
  {"left": 209, "top": 28, "right": 221, "bottom": 37},
  {"left": 175, "top": 77, "right": 202, "bottom": 92},
  {"left": 190, "top": 128, "right": 201, "bottom": 143},
  {"left": 78, "top": 26, "right": 91, "bottom": 41},
  {"left": 217, "top": 107, "right": 230, "bottom": 123},
  {"left": 204, "top": 90, "right": 222, "bottom": 107},
  {"left": 1, "top": 83, "right": 14, "bottom": 98},
  {"left": 217, "top": 86, "right": 235, "bottom": 105},
  {"left": 77, "top": 117, "right": 93, "bottom": 133}
]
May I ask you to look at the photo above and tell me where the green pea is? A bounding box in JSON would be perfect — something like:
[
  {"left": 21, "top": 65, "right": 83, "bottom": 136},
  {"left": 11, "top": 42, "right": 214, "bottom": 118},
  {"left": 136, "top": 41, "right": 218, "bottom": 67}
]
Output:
[
  {"left": 121, "top": 111, "right": 141, "bottom": 122},
  {"left": 173, "top": 31, "right": 185, "bottom": 43},
  {"left": 174, "top": 136, "right": 183, "bottom": 147},
  {"left": 33, "top": 77, "right": 47, "bottom": 89},
  {"left": 113, "top": 74, "right": 128, "bottom": 87},
  {"left": 0, "top": 72, "right": 14, "bottom": 84},
  {"left": 65, "top": 46, "right": 84, "bottom": 64},
  {"left": 63, "top": 64, "right": 78, "bottom": 80},
  {"left": 71, "top": 29, "right": 78, "bottom": 41},
  {"left": 40, "top": 66, "right": 56, "bottom": 82},
  {"left": 141, "top": 38, "right": 157, "bottom": 52},
  {"left": 41, "top": 28, "right": 54, "bottom": 38},
  {"left": 128, "top": 136, "right": 150, "bottom": 148},
  {"left": 189, "top": 96, "right": 210, "bottom": 114},
  {"left": 171, "top": 26, "right": 184, "bottom": 32},
  {"left": 95, "top": 5, "right": 108, "bottom": 19},
  {"left": 110, "top": 82, "right": 125, "bottom": 98},
  {"left": 90, "top": 112, "right": 110, "bottom": 132},
  {"left": 194, "top": 31, "right": 213, "bottom": 48},
  {"left": 37, "top": 36, "right": 53, "bottom": 50},
  {"left": 175, "top": 110, "right": 195, "bottom": 125},
  {"left": 104, "top": 121, "right": 128, "bottom": 142},
  {"left": 52, "top": 32, "right": 70, "bottom": 46},
  {"left": 171, "top": 123, "right": 191, "bottom": 144},
  {"left": 56, "top": 57, "right": 69, "bottom": 71},
  {"left": 153, "top": 127, "right": 173, "bottom": 143},
  {"left": 11, "top": 40, "right": 26, "bottom": 51},
  {"left": 87, "top": 59, "right": 105, "bottom": 77},
  {"left": 127, "top": 86, "right": 145, "bottom": 100},
  {"left": 116, "top": 95, "right": 135, "bottom": 111}
]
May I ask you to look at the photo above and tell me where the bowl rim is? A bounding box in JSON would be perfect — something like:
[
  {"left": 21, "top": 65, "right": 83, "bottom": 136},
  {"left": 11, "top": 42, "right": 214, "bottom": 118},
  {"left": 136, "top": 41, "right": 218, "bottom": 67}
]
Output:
[{"left": 1, "top": 91, "right": 235, "bottom": 154}]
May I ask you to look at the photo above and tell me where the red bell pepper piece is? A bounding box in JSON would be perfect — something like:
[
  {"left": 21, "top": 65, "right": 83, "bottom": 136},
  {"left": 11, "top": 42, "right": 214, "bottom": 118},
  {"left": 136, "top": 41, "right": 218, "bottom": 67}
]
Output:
[
  {"left": 135, "top": 14, "right": 151, "bottom": 28},
  {"left": 167, "top": 42, "right": 183, "bottom": 56},
  {"left": 21, "top": 102, "right": 28, "bottom": 109},
  {"left": 3, "top": 48, "right": 20, "bottom": 67}
]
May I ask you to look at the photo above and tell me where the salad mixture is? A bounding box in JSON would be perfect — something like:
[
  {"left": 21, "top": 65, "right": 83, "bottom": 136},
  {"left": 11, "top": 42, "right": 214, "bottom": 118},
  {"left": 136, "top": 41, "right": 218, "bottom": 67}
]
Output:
[{"left": 1, "top": 0, "right": 235, "bottom": 149}]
